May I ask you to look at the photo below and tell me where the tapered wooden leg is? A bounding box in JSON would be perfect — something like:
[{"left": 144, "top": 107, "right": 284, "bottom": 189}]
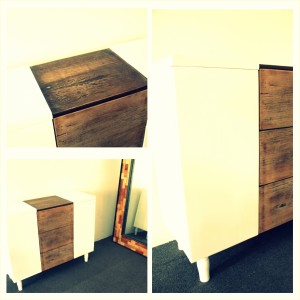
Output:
[
  {"left": 197, "top": 257, "right": 210, "bottom": 282},
  {"left": 84, "top": 253, "right": 89, "bottom": 262},
  {"left": 17, "top": 280, "right": 22, "bottom": 291}
]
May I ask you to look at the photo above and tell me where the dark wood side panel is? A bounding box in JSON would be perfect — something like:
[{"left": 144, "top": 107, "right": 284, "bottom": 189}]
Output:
[
  {"left": 259, "top": 69, "right": 293, "bottom": 130},
  {"left": 259, "top": 177, "right": 293, "bottom": 233},
  {"left": 39, "top": 224, "right": 73, "bottom": 253},
  {"left": 41, "top": 243, "right": 73, "bottom": 271},
  {"left": 259, "top": 127, "right": 293, "bottom": 185},
  {"left": 53, "top": 90, "right": 147, "bottom": 147},
  {"left": 24, "top": 195, "right": 72, "bottom": 210},
  {"left": 37, "top": 204, "right": 73, "bottom": 233}
]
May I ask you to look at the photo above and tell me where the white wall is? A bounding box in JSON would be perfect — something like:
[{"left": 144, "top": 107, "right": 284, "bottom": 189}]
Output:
[
  {"left": 5, "top": 7, "right": 147, "bottom": 68},
  {"left": 153, "top": 9, "right": 293, "bottom": 68},
  {"left": 6, "top": 159, "right": 121, "bottom": 241}
]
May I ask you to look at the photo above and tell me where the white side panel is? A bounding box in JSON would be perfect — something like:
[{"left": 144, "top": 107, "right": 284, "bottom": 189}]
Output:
[
  {"left": 151, "top": 58, "right": 190, "bottom": 252},
  {"left": 59, "top": 191, "right": 96, "bottom": 259},
  {"left": 175, "top": 67, "right": 259, "bottom": 262},
  {"left": 7, "top": 202, "right": 41, "bottom": 282},
  {"left": 7, "top": 67, "right": 56, "bottom": 147}
]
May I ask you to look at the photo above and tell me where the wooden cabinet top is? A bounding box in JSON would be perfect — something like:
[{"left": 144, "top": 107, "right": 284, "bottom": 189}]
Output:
[
  {"left": 31, "top": 49, "right": 147, "bottom": 117},
  {"left": 24, "top": 196, "right": 72, "bottom": 211}
]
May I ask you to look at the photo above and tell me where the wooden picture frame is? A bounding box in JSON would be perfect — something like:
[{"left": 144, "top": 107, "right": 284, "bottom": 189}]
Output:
[{"left": 113, "top": 159, "right": 147, "bottom": 256}]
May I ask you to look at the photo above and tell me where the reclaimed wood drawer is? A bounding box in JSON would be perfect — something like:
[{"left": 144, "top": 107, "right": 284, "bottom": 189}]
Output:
[
  {"left": 31, "top": 49, "right": 147, "bottom": 147},
  {"left": 259, "top": 177, "right": 293, "bottom": 233},
  {"left": 37, "top": 205, "right": 73, "bottom": 233},
  {"left": 41, "top": 243, "right": 74, "bottom": 271},
  {"left": 53, "top": 89, "right": 147, "bottom": 147},
  {"left": 259, "top": 127, "right": 293, "bottom": 185},
  {"left": 259, "top": 67, "right": 293, "bottom": 130},
  {"left": 39, "top": 224, "right": 73, "bottom": 253}
]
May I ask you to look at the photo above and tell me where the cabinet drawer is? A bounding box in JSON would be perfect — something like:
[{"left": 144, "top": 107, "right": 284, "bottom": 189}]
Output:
[
  {"left": 259, "top": 68, "right": 293, "bottom": 130},
  {"left": 37, "top": 204, "right": 73, "bottom": 233},
  {"left": 259, "top": 177, "right": 293, "bottom": 233},
  {"left": 41, "top": 243, "right": 73, "bottom": 271},
  {"left": 53, "top": 89, "right": 147, "bottom": 147},
  {"left": 39, "top": 224, "right": 73, "bottom": 253},
  {"left": 259, "top": 127, "right": 292, "bottom": 185}
]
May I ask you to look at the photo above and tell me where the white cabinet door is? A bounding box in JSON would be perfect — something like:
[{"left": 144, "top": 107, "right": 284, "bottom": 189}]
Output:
[
  {"left": 59, "top": 192, "right": 96, "bottom": 258},
  {"left": 7, "top": 202, "right": 41, "bottom": 282},
  {"left": 174, "top": 67, "right": 259, "bottom": 262}
]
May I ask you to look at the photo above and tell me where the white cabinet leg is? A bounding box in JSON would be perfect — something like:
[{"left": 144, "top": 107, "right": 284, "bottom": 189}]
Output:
[
  {"left": 197, "top": 257, "right": 210, "bottom": 283},
  {"left": 177, "top": 240, "right": 183, "bottom": 251},
  {"left": 17, "top": 280, "right": 22, "bottom": 291},
  {"left": 84, "top": 253, "right": 89, "bottom": 262},
  {"left": 134, "top": 228, "right": 138, "bottom": 235}
]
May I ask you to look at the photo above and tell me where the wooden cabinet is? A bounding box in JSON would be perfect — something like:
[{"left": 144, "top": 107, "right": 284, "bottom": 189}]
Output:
[
  {"left": 259, "top": 65, "right": 293, "bottom": 233},
  {"left": 25, "top": 197, "right": 74, "bottom": 271},
  {"left": 7, "top": 40, "right": 147, "bottom": 147},
  {"left": 30, "top": 49, "right": 147, "bottom": 147},
  {"left": 7, "top": 192, "right": 95, "bottom": 291}
]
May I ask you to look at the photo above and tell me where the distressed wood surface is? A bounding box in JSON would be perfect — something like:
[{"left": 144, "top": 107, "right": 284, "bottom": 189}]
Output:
[
  {"left": 54, "top": 90, "right": 147, "bottom": 147},
  {"left": 39, "top": 224, "right": 73, "bottom": 253},
  {"left": 37, "top": 204, "right": 73, "bottom": 233},
  {"left": 259, "top": 68, "right": 293, "bottom": 130},
  {"left": 41, "top": 243, "right": 74, "bottom": 271},
  {"left": 259, "top": 177, "right": 293, "bottom": 233},
  {"left": 259, "top": 127, "right": 292, "bottom": 185},
  {"left": 31, "top": 49, "right": 147, "bottom": 117},
  {"left": 24, "top": 195, "right": 72, "bottom": 211}
]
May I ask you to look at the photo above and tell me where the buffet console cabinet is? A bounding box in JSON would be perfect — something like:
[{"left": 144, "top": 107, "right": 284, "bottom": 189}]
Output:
[
  {"left": 7, "top": 192, "right": 96, "bottom": 291},
  {"left": 155, "top": 63, "right": 293, "bottom": 282}
]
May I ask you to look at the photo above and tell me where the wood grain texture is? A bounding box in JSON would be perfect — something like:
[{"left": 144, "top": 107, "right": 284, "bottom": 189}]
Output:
[
  {"left": 259, "top": 177, "right": 293, "bottom": 233},
  {"left": 41, "top": 243, "right": 73, "bottom": 271},
  {"left": 53, "top": 89, "right": 147, "bottom": 147},
  {"left": 39, "top": 224, "right": 73, "bottom": 253},
  {"left": 37, "top": 204, "right": 73, "bottom": 233},
  {"left": 259, "top": 127, "right": 292, "bottom": 185},
  {"left": 31, "top": 49, "right": 147, "bottom": 117},
  {"left": 24, "top": 196, "right": 72, "bottom": 211},
  {"left": 259, "top": 68, "right": 293, "bottom": 130}
]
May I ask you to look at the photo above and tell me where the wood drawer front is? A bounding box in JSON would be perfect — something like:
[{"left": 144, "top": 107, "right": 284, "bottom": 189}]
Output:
[
  {"left": 37, "top": 204, "right": 73, "bottom": 233},
  {"left": 39, "top": 224, "right": 73, "bottom": 253},
  {"left": 259, "top": 127, "right": 292, "bottom": 185},
  {"left": 259, "top": 177, "right": 293, "bottom": 233},
  {"left": 53, "top": 89, "right": 147, "bottom": 147},
  {"left": 259, "top": 69, "right": 293, "bottom": 130},
  {"left": 41, "top": 243, "right": 73, "bottom": 271}
]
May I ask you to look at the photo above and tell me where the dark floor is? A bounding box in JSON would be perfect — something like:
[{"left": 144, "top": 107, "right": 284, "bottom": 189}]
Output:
[
  {"left": 152, "top": 221, "right": 293, "bottom": 293},
  {"left": 7, "top": 236, "right": 147, "bottom": 293}
]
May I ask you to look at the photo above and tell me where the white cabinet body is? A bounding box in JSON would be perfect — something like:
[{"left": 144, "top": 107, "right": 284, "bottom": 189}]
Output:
[
  {"left": 152, "top": 61, "right": 259, "bottom": 268},
  {"left": 7, "top": 202, "right": 42, "bottom": 284},
  {"left": 7, "top": 192, "right": 96, "bottom": 290},
  {"left": 174, "top": 67, "right": 259, "bottom": 262},
  {"left": 59, "top": 191, "right": 96, "bottom": 259}
]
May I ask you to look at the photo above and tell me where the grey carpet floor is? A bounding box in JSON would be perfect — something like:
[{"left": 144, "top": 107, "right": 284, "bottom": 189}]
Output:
[
  {"left": 152, "top": 221, "right": 293, "bottom": 293},
  {"left": 7, "top": 236, "right": 147, "bottom": 293}
]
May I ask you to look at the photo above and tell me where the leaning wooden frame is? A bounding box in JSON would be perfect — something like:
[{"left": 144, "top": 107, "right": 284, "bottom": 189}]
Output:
[{"left": 113, "top": 159, "right": 147, "bottom": 256}]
